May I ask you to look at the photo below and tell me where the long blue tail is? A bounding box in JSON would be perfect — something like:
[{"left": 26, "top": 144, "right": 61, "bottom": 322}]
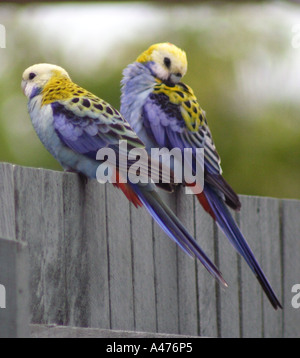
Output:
[
  {"left": 204, "top": 185, "right": 282, "bottom": 309},
  {"left": 132, "top": 183, "right": 228, "bottom": 287}
]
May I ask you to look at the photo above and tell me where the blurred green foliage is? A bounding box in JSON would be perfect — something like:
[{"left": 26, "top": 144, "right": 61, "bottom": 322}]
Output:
[{"left": 0, "top": 2, "right": 300, "bottom": 200}]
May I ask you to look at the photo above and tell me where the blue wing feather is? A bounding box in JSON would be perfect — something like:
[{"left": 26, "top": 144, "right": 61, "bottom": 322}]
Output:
[
  {"left": 120, "top": 61, "right": 281, "bottom": 308},
  {"left": 52, "top": 103, "right": 109, "bottom": 159},
  {"left": 142, "top": 89, "right": 281, "bottom": 308},
  {"left": 51, "top": 97, "right": 227, "bottom": 286},
  {"left": 51, "top": 101, "right": 145, "bottom": 161},
  {"left": 142, "top": 91, "right": 241, "bottom": 210}
]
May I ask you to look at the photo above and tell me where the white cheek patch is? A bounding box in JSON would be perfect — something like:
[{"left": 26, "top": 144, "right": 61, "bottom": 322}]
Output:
[
  {"left": 24, "top": 82, "right": 34, "bottom": 98},
  {"left": 151, "top": 62, "right": 169, "bottom": 81}
]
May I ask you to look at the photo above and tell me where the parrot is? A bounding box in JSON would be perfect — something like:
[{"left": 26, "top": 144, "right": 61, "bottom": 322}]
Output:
[
  {"left": 21, "top": 63, "right": 227, "bottom": 288},
  {"left": 120, "top": 42, "right": 282, "bottom": 310}
]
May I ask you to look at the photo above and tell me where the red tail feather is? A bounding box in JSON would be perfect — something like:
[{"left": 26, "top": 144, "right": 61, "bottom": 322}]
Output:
[
  {"left": 195, "top": 191, "right": 216, "bottom": 220},
  {"left": 186, "top": 183, "right": 216, "bottom": 220},
  {"left": 113, "top": 170, "right": 143, "bottom": 208}
]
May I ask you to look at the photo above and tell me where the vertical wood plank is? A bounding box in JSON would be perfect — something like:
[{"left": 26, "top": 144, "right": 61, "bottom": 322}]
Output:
[
  {"left": 217, "top": 208, "right": 240, "bottom": 338},
  {"left": 105, "top": 184, "right": 134, "bottom": 331},
  {"left": 153, "top": 189, "right": 179, "bottom": 334},
  {"left": 14, "top": 167, "right": 67, "bottom": 325},
  {"left": 0, "top": 238, "right": 29, "bottom": 338},
  {"left": 282, "top": 199, "right": 300, "bottom": 338},
  {"left": 62, "top": 173, "right": 88, "bottom": 327},
  {"left": 0, "top": 163, "right": 16, "bottom": 240},
  {"left": 176, "top": 188, "right": 198, "bottom": 336},
  {"left": 14, "top": 166, "right": 45, "bottom": 323},
  {"left": 130, "top": 202, "right": 156, "bottom": 333},
  {"left": 238, "top": 195, "right": 263, "bottom": 337},
  {"left": 194, "top": 201, "right": 218, "bottom": 338},
  {"left": 83, "top": 180, "right": 110, "bottom": 329},
  {"left": 1, "top": 164, "right": 299, "bottom": 337},
  {"left": 36, "top": 169, "right": 66, "bottom": 325},
  {"left": 258, "top": 197, "right": 282, "bottom": 337}
]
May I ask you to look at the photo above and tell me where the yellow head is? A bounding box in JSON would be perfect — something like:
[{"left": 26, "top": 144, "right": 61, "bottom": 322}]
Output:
[
  {"left": 21, "top": 63, "right": 71, "bottom": 99},
  {"left": 136, "top": 42, "right": 187, "bottom": 84}
]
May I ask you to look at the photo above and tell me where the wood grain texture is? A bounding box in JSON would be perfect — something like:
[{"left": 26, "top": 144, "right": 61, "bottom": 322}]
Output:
[
  {"left": 1, "top": 164, "right": 299, "bottom": 337},
  {"left": 105, "top": 184, "right": 134, "bottom": 331},
  {"left": 176, "top": 187, "right": 198, "bottom": 336},
  {"left": 0, "top": 163, "right": 15, "bottom": 240},
  {"left": 0, "top": 238, "right": 29, "bottom": 338},
  {"left": 152, "top": 189, "right": 179, "bottom": 334},
  {"left": 281, "top": 199, "right": 300, "bottom": 338},
  {"left": 257, "top": 196, "right": 282, "bottom": 337},
  {"left": 62, "top": 172, "right": 88, "bottom": 327},
  {"left": 194, "top": 197, "right": 218, "bottom": 337},
  {"left": 14, "top": 166, "right": 67, "bottom": 325},
  {"left": 130, "top": 202, "right": 156, "bottom": 333},
  {"left": 217, "top": 220, "right": 240, "bottom": 338},
  {"left": 83, "top": 180, "right": 110, "bottom": 329},
  {"left": 238, "top": 195, "right": 263, "bottom": 337}
]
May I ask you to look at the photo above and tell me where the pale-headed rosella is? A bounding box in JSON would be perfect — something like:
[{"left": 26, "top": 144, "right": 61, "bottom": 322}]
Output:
[
  {"left": 21, "top": 63, "right": 227, "bottom": 287},
  {"left": 120, "top": 43, "right": 282, "bottom": 309}
]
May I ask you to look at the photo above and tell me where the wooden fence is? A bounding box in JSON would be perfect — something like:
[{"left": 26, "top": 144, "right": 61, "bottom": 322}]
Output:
[{"left": 0, "top": 162, "right": 299, "bottom": 338}]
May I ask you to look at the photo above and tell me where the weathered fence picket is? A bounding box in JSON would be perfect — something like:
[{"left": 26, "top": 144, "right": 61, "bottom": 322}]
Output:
[
  {"left": 176, "top": 189, "right": 198, "bottom": 336},
  {"left": 0, "top": 237, "right": 29, "bottom": 338},
  {"left": 0, "top": 162, "right": 299, "bottom": 338},
  {"left": 282, "top": 199, "right": 300, "bottom": 338}
]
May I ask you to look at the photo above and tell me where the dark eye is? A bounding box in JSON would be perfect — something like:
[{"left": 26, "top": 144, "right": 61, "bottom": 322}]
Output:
[
  {"left": 29, "top": 72, "right": 36, "bottom": 80},
  {"left": 164, "top": 57, "right": 171, "bottom": 69}
]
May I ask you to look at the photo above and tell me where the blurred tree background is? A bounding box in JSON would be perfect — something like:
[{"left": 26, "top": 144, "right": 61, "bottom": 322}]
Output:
[{"left": 0, "top": 1, "right": 300, "bottom": 199}]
